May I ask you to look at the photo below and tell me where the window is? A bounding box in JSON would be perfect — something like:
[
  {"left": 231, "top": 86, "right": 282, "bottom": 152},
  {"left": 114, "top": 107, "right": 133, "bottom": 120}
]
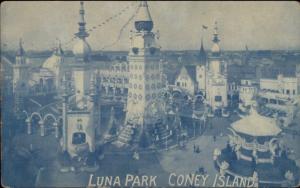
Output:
[
  {"left": 293, "top": 90, "right": 296, "bottom": 95},
  {"left": 177, "top": 82, "right": 180, "bottom": 86},
  {"left": 215, "top": 96, "right": 222, "bottom": 102},
  {"left": 146, "top": 94, "right": 150, "bottom": 100},
  {"left": 72, "top": 132, "right": 86, "bottom": 145},
  {"left": 138, "top": 95, "right": 142, "bottom": 100},
  {"left": 270, "top": 99, "right": 277, "bottom": 104},
  {"left": 286, "top": 89, "right": 290, "bottom": 95}
]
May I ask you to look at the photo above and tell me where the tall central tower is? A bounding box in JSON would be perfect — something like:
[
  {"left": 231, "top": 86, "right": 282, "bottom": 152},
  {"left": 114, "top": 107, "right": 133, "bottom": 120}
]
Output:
[
  {"left": 72, "top": 1, "right": 92, "bottom": 105},
  {"left": 117, "top": 1, "right": 163, "bottom": 145},
  {"left": 206, "top": 22, "right": 228, "bottom": 113}
]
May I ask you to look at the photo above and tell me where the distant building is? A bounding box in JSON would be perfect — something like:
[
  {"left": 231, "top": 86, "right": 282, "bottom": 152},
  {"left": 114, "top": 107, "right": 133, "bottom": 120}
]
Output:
[
  {"left": 174, "top": 39, "right": 207, "bottom": 96},
  {"left": 239, "top": 79, "right": 258, "bottom": 107},
  {"left": 260, "top": 74, "right": 298, "bottom": 97}
]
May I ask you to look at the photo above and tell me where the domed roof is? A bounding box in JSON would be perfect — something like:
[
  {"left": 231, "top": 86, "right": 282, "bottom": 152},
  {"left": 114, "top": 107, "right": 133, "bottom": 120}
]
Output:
[
  {"left": 42, "top": 54, "right": 61, "bottom": 71},
  {"left": 231, "top": 108, "right": 281, "bottom": 137},
  {"left": 72, "top": 39, "right": 91, "bottom": 59},
  {"left": 211, "top": 43, "right": 220, "bottom": 53}
]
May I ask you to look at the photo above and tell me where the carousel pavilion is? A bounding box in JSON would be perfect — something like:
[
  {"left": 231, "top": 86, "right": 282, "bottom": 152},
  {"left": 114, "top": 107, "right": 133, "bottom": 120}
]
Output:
[{"left": 214, "top": 105, "right": 299, "bottom": 187}]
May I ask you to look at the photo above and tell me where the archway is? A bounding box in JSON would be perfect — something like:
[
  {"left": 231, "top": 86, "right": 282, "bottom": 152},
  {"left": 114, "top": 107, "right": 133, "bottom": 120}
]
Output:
[{"left": 43, "top": 113, "right": 58, "bottom": 137}]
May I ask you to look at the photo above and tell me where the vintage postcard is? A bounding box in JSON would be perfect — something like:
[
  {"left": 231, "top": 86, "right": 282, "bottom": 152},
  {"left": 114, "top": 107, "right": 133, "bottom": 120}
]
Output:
[{"left": 1, "top": 1, "right": 300, "bottom": 187}]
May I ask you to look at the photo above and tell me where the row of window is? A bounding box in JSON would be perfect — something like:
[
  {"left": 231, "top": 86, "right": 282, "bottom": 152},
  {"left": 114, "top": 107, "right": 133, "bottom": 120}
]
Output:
[
  {"left": 129, "top": 73, "right": 161, "bottom": 80},
  {"left": 128, "top": 92, "right": 159, "bottom": 100},
  {"left": 128, "top": 83, "right": 162, "bottom": 90},
  {"left": 101, "top": 77, "right": 129, "bottom": 84},
  {"left": 176, "top": 82, "right": 188, "bottom": 88},
  {"left": 282, "top": 89, "right": 296, "bottom": 95},
  {"left": 129, "top": 63, "right": 160, "bottom": 70}
]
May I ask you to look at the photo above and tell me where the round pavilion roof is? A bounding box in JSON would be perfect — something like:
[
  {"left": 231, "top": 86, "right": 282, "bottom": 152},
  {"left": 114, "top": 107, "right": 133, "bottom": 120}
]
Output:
[{"left": 231, "top": 108, "right": 281, "bottom": 137}]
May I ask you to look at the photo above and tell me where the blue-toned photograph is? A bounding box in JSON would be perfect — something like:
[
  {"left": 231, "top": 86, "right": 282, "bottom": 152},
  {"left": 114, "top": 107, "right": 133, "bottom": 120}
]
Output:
[{"left": 1, "top": 1, "right": 300, "bottom": 187}]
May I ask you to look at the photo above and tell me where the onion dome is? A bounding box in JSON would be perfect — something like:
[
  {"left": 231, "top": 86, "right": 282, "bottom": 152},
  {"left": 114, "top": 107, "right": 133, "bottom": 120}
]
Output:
[
  {"left": 72, "top": 39, "right": 91, "bottom": 59},
  {"left": 43, "top": 42, "right": 63, "bottom": 72},
  {"left": 134, "top": 1, "right": 153, "bottom": 32}
]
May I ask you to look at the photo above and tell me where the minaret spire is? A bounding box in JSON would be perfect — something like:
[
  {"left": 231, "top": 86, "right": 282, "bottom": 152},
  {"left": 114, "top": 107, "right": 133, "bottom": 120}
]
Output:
[
  {"left": 17, "top": 38, "right": 25, "bottom": 56},
  {"left": 200, "top": 37, "right": 204, "bottom": 52},
  {"left": 75, "top": 1, "right": 89, "bottom": 39},
  {"left": 212, "top": 21, "right": 220, "bottom": 43},
  {"left": 54, "top": 38, "right": 64, "bottom": 56}
]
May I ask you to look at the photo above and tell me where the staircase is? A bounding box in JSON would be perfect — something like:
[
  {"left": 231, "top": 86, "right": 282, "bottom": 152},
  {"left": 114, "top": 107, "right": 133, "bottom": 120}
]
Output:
[
  {"left": 114, "top": 124, "right": 136, "bottom": 147},
  {"left": 151, "top": 123, "right": 173, "bottom": 148}
]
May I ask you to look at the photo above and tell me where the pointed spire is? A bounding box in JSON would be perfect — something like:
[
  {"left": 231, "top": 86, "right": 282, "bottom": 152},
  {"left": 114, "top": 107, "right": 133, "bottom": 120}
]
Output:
[
  {"left": 200, "top": 38, "right": 204, "bottom": 52},
  {"left": 16, "top": 38, "right": 25, "bottom": 56},
  {"left": 75, "top": 1, "right": 89, "bottom": 39},
  {"left": 199, "top": 37, "right": 207, "bottom": 64}
]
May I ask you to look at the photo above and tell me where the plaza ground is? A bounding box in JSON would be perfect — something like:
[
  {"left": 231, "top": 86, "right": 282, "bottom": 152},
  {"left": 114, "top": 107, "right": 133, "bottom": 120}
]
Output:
[{"left": 3, "top": 113, "right": 300, "bottom": 187}]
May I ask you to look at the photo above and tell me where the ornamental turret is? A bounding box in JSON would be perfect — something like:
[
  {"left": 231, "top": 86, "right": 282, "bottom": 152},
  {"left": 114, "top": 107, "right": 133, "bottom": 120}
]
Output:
[{"left": 16, "top": 39, "right": 26, "bottom": 65}]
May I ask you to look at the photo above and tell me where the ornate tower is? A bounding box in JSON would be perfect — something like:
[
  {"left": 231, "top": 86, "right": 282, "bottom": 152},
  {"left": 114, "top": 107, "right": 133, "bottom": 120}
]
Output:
[
  {"left": 117, "top": 1, "right": 163, "bottom": 145},
  {"left": 126, "top": 1, "right": 163, "bottom": 125},
  {"left": 13, "top": 39, "right": 29, "bottom": 94},
  {"left": 61, "top": 1, "right": 97, "bottom": 157},
  {"left": 206, "top": 22, "right": 228, "bottom": 113},
  {"left": 13, "top": 39, "right": 29, "bottom": 115},
  {"left": 72, "top": 1, "right": 92, "bottom": 105}
]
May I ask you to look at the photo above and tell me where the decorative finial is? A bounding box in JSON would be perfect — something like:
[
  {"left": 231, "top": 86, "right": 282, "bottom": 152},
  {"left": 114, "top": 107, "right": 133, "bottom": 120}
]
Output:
[
  {"left": 17, "top": 38, "right": 25, "bottom": 56},
  {"left": 54, "top": 38, "right": 64, "bottom": 56},
  {"left": 75, "top": 1, "right": 89, "bottom": 39},
  {"left": 212, "top": 21, "right": 220, "bottom": 43}
]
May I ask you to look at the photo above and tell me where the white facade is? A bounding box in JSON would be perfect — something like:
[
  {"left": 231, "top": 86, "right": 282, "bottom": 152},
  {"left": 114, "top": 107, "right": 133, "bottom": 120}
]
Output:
[
  {"left": 125, "top": 1, "right": 163, "bottom": 126},
  {"left": 206, "top": 22, "right": 228, "bottom": 111},
  {"left": 175, "top": 66, "right": 197, "bottom": 96},
  {"left": 62, "top": 1, "right": 97, "bottom": 156},
  {"left": 260, "top": 74, "right": 298, "bottom": 97},
  {"left": 196, "top": 65, "right": 206, "bottom": 93},
  {"left": 239, "top": 79, "right": 257, "bottom": 106}
]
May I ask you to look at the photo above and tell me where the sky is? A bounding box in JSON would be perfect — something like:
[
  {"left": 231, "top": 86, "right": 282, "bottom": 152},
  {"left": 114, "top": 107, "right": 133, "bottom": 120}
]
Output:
[{"left": 1, "top": 1, "right": 300, "bottom": 51}]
